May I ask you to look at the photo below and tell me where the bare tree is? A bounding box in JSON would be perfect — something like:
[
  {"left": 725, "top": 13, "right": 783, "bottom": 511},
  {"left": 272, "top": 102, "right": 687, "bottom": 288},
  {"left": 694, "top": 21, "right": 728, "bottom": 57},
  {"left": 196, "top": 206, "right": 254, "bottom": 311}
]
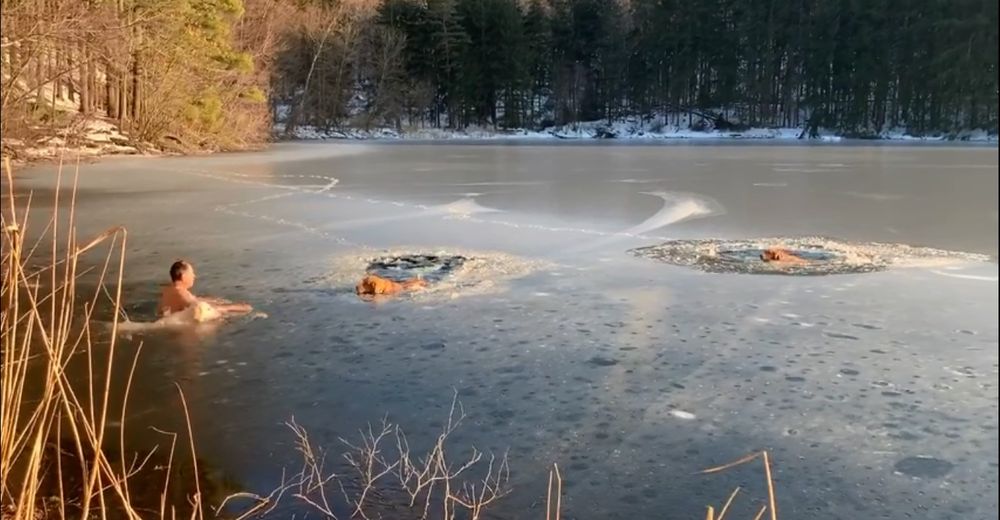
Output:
[{"left": 356, "top": 24, "right": 406, "bottom": 131}]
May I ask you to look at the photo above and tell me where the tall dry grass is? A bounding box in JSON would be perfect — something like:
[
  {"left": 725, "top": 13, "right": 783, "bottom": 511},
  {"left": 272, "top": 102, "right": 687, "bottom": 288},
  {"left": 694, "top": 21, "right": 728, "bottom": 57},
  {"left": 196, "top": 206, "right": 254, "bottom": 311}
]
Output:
[
  {"left": 0, "top": 156, "right": 202, "bottom": 520},
  {"left": 224, "top": 394, "right": 780, "bottom": 520}
]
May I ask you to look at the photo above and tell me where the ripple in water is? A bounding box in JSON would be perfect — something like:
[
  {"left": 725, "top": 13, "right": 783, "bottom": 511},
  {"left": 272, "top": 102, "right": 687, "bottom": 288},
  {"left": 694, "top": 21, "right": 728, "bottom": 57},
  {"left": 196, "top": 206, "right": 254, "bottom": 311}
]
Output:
[{"left": 629, "top": 237, "right": 991, "bottom": 276}]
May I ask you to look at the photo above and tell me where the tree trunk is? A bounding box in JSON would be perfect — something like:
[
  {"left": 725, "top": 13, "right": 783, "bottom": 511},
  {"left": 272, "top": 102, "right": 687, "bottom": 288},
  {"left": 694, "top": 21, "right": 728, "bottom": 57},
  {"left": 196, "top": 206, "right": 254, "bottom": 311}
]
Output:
[
  {"left": 131, "top": 56, "right": 141, "bottom": 121},
  {"left": 286, "top": 20, "right": 334, "bottom": 136},
  {"left": 87, "top": 55, "right": 96, "bottom": 113},
  {"left": 119, "top": 71, "right": 128, "bottom": 128},
  {"left": 80, "top": 42, "right": 90, "bottom": 115},
  {"left": 48, "top": 49, "right": 57, "bottom": 128},
  {"left": 117, "top": 0, "right": 128, "bottom": 128},
  {"left": 106, "top": 62, "right": 118, "bottom": 119}
]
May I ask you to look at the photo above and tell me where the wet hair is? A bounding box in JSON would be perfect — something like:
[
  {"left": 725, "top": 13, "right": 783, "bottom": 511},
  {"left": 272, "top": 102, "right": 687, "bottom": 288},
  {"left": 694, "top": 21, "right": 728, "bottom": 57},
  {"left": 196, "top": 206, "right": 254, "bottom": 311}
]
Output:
[{"left": 169, "top": 260, "right": 191, "bottom": 282}]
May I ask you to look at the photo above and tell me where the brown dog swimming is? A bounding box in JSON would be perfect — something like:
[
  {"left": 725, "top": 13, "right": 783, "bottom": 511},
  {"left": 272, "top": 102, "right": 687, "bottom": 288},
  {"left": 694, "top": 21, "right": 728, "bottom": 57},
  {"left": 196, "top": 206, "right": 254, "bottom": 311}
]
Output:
[
  {"left": 760, "top": 247, "right": 810, "bottom": 264},
  {"left": 355, "top": 274, "right": 428, "bottom": 297}
]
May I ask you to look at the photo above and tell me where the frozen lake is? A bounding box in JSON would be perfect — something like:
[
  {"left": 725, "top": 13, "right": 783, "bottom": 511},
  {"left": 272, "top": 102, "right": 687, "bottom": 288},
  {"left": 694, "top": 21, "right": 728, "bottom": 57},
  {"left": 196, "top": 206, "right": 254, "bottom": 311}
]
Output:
[{"left": 12, "top": 141, "right": 999, "bottom": 519}]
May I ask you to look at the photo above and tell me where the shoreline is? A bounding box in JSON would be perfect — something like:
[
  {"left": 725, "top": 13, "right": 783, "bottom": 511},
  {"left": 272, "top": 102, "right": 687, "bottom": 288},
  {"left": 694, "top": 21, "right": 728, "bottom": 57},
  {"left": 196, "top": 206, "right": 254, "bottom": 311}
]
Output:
[
  {"left": 6, "top": 125, "right": 996, "bottom": 167},
  {"left": 278, "top": 122, "right": 999, "bottom": 144}
]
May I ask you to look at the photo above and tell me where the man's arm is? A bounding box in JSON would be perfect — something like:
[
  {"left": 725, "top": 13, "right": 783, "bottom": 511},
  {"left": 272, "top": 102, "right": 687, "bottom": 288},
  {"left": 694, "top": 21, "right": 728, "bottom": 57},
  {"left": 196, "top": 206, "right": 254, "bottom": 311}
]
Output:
[
  {"left": 195, "top": 293, "right": 251, "bottom": 316},
  {"left": 213, "top": 302, "right": 253, "bottom": 315}
]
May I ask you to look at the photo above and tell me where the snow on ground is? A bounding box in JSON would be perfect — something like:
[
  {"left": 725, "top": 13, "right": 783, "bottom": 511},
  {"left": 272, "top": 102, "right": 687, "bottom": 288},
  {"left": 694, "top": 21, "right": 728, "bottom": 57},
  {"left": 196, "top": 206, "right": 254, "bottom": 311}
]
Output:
[
  {"left": 275, "top": 123, "right": 552, "bottom": 141},
  {"left": 279, "top": 117, "right": 998, "bottom": 143},
  {"left": 6, "top": 117, "right": 147, "bottom": 162}
]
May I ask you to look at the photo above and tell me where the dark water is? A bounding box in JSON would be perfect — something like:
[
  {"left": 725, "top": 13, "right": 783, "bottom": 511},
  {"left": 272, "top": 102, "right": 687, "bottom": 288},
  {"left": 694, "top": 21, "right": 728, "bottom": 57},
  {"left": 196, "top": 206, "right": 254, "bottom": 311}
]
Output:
[
  {"left": 9, "top": 141, "right": 999, "bottom": 519},
  {"left": 366, "top": 254, "right": 467, "bottom": 282}
]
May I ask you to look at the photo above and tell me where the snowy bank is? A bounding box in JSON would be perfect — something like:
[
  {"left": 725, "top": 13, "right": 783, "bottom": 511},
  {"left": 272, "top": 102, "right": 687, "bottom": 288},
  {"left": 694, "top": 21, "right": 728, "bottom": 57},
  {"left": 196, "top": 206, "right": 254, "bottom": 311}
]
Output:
[
  {"left": 2, "top": 118, "right": 154, "bottom": 163},
  {"left": 276, "top": 116, "right": 998, "bottom": 143}
]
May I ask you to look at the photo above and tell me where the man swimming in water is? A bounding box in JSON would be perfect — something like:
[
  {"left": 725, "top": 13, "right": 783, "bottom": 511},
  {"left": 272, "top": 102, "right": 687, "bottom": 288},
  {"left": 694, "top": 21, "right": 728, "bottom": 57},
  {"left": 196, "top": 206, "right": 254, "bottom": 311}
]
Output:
[{"left": 158, "top": 260, "right": 252, "bottom": 317}]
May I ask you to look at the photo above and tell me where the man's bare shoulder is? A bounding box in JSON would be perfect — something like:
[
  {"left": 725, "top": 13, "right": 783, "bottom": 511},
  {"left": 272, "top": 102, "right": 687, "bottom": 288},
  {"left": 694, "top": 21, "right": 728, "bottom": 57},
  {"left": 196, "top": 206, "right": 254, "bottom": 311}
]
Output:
[
  {"left": 161, "top": 285, "right": 193, "bottom": 298},
  {"left": 159, "top": 285, "right": 199, "bottom": 314}
]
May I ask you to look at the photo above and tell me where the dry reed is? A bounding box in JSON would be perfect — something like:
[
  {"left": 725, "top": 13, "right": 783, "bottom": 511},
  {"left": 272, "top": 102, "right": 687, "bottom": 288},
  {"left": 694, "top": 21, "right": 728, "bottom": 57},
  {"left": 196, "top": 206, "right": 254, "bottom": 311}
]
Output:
[{"left": 1, "top": 156, "right": 202, "bottom": 520}]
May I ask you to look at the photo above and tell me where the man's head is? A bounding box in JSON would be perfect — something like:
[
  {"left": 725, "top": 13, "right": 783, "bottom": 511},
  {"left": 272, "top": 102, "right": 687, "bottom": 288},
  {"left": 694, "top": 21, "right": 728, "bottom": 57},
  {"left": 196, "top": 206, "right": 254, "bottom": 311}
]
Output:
[{"left": 170, "top": 260, "right": 196, "bottom": 288}]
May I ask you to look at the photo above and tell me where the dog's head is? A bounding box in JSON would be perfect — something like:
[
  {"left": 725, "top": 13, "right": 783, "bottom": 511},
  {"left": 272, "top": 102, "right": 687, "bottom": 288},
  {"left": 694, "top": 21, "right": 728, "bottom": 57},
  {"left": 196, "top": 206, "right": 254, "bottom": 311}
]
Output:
[
  {"left": 356, "top": 275, "right": 388, "bottom": 294},
  {"left": 760, "top": 248, "right": 787, "bottom": 262}
]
